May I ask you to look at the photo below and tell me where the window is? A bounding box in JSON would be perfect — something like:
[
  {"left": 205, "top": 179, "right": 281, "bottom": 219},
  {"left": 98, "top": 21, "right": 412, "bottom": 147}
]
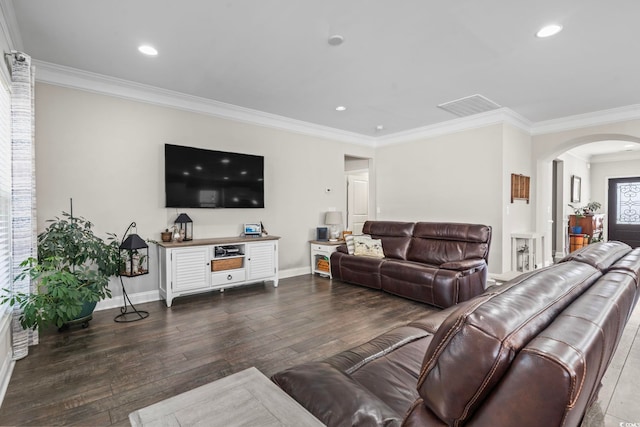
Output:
[
  {"left": 0, "top": 75, "right": 10, "bottom": 311},
  {"left": 616, "top": 181, "right": 640, "bottom": 225}
]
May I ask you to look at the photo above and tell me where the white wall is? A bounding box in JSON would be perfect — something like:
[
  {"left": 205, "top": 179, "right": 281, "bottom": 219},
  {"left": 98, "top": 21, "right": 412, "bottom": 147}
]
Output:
[
  {"left": 375, "top": 124, "right": 504, "bottom": 272},
  {"left": 557, "top": 152, "right": 591, "bottom": 215},
  {"left": 502, "top": 124, "right": 534, "bottom": 270},
  {"left": 34, "top": 83, "right": 375, "bottom": 301}
]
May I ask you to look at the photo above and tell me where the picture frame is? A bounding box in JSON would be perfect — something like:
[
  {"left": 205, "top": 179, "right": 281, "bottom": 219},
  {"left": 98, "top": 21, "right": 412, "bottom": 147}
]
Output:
[{"left": 571, "top": 175, "right": 581, "bottom": 203}]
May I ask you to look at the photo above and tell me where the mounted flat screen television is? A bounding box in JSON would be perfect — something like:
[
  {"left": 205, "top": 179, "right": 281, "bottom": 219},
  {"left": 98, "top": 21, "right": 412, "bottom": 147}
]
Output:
[{"left": 165, "top": 144, "right": 264, "bottom": 208}]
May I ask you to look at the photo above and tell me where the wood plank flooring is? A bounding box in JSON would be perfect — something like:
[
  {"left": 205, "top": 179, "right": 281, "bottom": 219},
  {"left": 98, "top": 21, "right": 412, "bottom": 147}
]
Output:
[{"left": 0, "top": 275, "right": 437, "bottom": 426}]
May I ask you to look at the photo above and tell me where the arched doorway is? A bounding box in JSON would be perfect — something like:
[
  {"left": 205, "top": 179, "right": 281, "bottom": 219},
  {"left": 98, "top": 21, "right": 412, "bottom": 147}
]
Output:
[{"left": 534, "top": 133, "right": 640, "bottom": 260}]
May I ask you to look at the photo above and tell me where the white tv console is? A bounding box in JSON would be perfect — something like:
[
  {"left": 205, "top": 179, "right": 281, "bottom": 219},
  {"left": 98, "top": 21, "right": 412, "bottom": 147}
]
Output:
[{"left": 157, "top": 236, "right": 279, "bottom": 307}]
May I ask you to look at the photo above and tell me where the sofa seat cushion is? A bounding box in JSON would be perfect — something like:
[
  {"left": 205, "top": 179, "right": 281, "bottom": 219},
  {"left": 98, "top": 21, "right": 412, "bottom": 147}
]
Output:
[
  {"left": 416, "top": 261, "right": 603, "bottom": 425},
  {"left": 273, "top": 362, "right": 400, "bottom": 427},
  {"left": 273, "top": 326, "right": 433, "bottom": 427},
  {"left": 334, "top": 252, "right": 385, "bottom": 289},
  {"left": 380, "top": 260, "right": 458, "bottom": 307},
  {"left": 349, "top": 336, "right": 432, "bottom": 416},
  {"left": 325, "top": 326, "right": 430, "bottom": 373}
]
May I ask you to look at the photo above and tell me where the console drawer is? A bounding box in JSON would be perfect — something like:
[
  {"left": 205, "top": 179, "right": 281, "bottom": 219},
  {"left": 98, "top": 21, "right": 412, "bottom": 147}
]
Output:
[{"left": 211, "top": 269, "right": 246, "bottom": 287}]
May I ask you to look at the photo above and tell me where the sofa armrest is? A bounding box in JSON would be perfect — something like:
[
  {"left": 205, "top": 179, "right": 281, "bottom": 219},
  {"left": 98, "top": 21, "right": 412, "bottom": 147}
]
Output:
[
  {"left": 272, "top": 362, "right": 400, "bottom": 426},
  {"left": 336, "top": 244, "right": 349, "bottom": 254},
  {"left": 440, "top": 258, "right": 486, "bottom": 271}
]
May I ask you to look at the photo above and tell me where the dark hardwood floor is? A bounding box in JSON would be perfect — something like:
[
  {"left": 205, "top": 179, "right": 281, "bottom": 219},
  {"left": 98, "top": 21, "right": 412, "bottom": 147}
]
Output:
[{"left": 0, "top": 275, "right": 438, "bottom": 426}]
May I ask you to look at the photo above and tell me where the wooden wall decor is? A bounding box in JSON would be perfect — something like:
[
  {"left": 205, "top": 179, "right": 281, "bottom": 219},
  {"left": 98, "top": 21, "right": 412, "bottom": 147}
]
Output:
[{"left": 511, "top": 173, "right": 530, "bottom": 203}]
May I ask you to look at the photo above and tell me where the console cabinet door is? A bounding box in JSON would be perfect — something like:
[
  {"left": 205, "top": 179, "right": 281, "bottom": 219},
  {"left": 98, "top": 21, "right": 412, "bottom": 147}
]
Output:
[
  {"left": 172, "top": 247, "right": 210, "bottom": 292},
  {"left": 247, "top": 242, "right": 276, "bottom": 281}
]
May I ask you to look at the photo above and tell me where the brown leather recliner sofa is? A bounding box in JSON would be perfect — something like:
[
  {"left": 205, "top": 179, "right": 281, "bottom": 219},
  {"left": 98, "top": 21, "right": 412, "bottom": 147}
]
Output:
[
  {"left": 273, "top": 241, "right": 640, "bottom": 427},
  {"left": 330, "top": 221, "right": 492, "bottom": 308}
]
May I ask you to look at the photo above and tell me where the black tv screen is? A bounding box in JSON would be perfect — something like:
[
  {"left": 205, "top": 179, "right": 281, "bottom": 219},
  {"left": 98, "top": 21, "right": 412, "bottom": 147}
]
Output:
[{"left": 165, "top": 144, "right": 264, "bottom": 208}]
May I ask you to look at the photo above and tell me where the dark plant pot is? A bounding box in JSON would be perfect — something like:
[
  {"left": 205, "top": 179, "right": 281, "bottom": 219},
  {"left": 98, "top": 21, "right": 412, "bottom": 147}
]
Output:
[
  {"left": 59, "top": 301, "right": 97, "bottom": 332},
  {"left": 571, "top": 226, "right": 583, "bottom": 234}
]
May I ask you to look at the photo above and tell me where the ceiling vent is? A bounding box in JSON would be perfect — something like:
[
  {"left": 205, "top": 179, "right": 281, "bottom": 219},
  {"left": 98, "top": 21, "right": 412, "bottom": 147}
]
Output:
[{"left": 437, "top": 94, "right": 501, "bottom": 117}]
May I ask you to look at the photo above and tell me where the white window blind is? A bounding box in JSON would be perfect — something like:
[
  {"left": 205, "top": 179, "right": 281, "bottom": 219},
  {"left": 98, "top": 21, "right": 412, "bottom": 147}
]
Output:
[{"left": 0, "top": 76, "right": 11, "bottom": 309}]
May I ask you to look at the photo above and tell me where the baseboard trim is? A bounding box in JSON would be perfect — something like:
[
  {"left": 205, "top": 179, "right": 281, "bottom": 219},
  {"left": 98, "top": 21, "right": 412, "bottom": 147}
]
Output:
[
  {"left": 95, "top": 290, "right": 161, "bottom": 312},
  {"left": 96, "top": 268, "right": 312, "bottom": 311},
  {"left": 279, "top": 267, "right": 311, "bottom": 279}
]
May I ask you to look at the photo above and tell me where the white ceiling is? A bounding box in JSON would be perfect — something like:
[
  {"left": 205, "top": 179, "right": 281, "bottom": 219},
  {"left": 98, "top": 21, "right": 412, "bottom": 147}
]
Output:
[{"left": 7, "top": 0, "right": 640, "bottom": 155}]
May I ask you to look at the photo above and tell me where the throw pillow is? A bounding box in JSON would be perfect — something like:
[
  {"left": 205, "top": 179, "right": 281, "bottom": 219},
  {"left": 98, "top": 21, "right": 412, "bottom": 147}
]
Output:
[
  {"left": 346, "top": 234, "right": 369, "bottom": 255},
  {"left": 354, "top": 236, "right": 385, "bottom": 259},
  {"left": 345, "top": 234, "right": 355, "bottom": 255}
]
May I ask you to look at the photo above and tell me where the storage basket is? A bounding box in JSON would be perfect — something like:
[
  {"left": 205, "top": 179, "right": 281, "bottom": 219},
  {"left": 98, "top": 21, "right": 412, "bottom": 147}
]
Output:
[
  {"left": 211, "top": 257, "right": 243, "bottom": 271},
  {"left": 316, "top": 259, "right": 330, "bottom": 272}
]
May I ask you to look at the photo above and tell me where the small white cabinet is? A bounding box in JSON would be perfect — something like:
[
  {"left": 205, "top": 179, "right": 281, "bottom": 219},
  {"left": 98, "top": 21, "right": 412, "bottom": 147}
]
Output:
[
  {"left": 309, "top": 240, "right": 342, "bottom": 279},
  {"left": 158, "top": 236, "right": 279, "bottom": 307}
]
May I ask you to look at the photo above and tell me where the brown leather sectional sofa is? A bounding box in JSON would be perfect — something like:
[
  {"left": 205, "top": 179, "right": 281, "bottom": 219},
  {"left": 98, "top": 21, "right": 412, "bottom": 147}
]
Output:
[
  {"left": 273, "top": 241, "right": 640, "bottom": 427},
  {"left": 330, "top": 221, "right": 492, "bottom": 308}
]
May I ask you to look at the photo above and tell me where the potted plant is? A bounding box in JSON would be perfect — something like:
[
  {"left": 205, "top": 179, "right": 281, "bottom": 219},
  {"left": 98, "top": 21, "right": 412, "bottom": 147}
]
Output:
[
  {"left": 1, "top": 211, "right": 121, "bottom": 330},
  {"left": 568, "top": 201, "right": 602, "bottom": 217}
]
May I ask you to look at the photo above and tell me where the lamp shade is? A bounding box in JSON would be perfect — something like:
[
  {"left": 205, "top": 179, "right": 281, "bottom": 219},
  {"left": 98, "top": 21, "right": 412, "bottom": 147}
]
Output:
[
  {"left": 175, "top": 213, "right": 192, "bottom": 224},
  {"left": 325, "top": 211, "right": 343, "bottom": 225},
  {"left": 119, "top": 233, "right": 148, "bottom": 250}
]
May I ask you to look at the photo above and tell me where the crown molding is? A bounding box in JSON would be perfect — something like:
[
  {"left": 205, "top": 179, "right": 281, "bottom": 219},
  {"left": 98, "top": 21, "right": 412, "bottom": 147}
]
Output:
[
  {"left": 589, "top": 150, "right": 640, "bottom": 164},
  {"left": 34, "top": 59, "right": 639, "bottom": 147},
  {"left": 374, "top": 108, "right": 532, "bottom": 147},
  {"left": 33, "top": 60, "right": 375, "bottom": 146},
  {"left": 33, "top": 60, "right": 538, "bottom": 147},
  {"left": 531, "top": 104, "right": 640, "bottom": 136}
]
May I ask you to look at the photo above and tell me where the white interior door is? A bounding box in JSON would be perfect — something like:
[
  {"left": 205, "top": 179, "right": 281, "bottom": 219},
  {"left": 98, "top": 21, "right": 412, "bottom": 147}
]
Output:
[{"left": 347, "top": 174, "right": 369, "bottom": 235}]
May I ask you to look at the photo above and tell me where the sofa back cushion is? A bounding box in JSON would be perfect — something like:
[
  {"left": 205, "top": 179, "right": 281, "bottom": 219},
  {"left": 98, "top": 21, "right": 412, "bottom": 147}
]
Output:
[
  {"left": 362, "top": 221, "right": 415, "bottom": 260},
  {"left": 415, "top": 261, "right": 602, "bottom": 425},
  {"left": 609, "top": 247, "right": 640, "bottom": 284},
  {"left": 558, "top": 240, "right": 631, "bottom": 271},
  {"left": 406, "top": 222, "right": 491, "bottom": 266},
  {"left": 467, "top": 269, "right": 638, "bottom": 427}
]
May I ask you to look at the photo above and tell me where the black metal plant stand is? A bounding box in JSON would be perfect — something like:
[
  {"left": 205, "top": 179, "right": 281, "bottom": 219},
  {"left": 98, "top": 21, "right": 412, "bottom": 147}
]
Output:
[
  {"left": 114, "top": 221, "right": 150, "bottom": 323},
  {"left": 114, "top": 275, "right": 149, "bottom": 323}
]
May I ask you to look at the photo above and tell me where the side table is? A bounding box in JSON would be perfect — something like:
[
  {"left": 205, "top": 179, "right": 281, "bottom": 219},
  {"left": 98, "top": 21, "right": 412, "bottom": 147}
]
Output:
[{"left": 310, "top": 240, "right": 342, "bottom": 278}]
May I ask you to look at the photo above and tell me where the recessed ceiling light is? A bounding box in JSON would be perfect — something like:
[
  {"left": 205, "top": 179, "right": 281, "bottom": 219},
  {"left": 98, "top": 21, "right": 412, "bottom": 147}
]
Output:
[
  {"left": 624, "top": 144, "right": 635, "bottom": 148},
  {"left": 335, "top": 105, "right": 347, "bottom": 111},
  {"left": 376, "top": 125, "right": 384, "bottom": 131},
  {"left": 138, "top": 45, "right": 158, "bottom": 56},
  {"left": 328, "top": 35, "right": 344, "bottom": 46},
  {"left": 536, "top": 24, "right": 563, "bottom": 38}
]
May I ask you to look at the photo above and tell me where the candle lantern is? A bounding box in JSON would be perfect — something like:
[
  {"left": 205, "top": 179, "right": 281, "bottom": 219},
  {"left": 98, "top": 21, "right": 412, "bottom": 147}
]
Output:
[{"left": 174, "top": 213, "right": 193, "bottom": 241}]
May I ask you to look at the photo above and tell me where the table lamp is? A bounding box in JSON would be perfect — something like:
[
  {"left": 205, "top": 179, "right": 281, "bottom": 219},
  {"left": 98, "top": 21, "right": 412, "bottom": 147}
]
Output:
[{"left": 325, "top": 211, "right": 343, "bottom": 241}]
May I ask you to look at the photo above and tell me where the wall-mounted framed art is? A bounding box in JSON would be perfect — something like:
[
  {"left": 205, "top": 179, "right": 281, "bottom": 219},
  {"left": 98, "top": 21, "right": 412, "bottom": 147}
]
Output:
[{"left": 571, "top": 175, "right": 581, "bottom": 203}]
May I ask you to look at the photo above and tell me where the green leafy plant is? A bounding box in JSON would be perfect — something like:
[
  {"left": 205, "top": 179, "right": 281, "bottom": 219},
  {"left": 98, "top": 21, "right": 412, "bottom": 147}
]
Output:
[
  {"left": 2, "top": 212, "right": 120, "bottom": 330},
  {"left": 569, "top": 201, "right": 602, "bottom": 217}
]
